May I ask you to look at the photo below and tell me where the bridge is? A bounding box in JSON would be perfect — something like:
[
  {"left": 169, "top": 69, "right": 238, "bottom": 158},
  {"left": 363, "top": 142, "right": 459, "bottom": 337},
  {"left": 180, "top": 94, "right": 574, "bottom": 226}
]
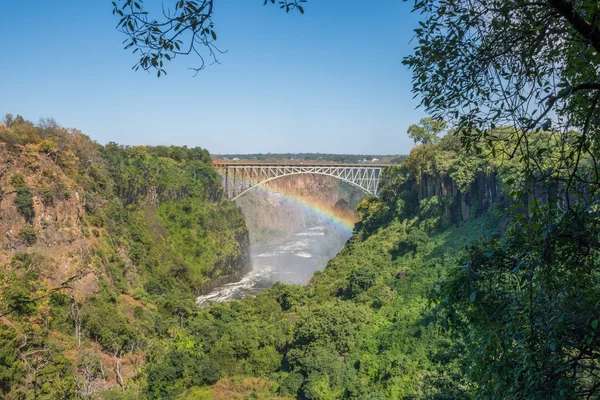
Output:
[{"left": 214, "top": 162, "right": 389, "bottom": 201}]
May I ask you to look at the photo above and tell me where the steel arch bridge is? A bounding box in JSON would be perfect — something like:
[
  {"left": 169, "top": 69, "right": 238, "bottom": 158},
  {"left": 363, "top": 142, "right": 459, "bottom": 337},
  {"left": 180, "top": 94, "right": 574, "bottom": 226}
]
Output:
[{"left": 214, "top": 162, "right": 388, "bottom": 201}]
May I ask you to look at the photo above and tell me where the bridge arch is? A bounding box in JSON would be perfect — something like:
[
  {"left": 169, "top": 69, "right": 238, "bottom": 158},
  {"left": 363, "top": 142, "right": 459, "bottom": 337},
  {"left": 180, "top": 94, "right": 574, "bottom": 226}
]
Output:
[
  {"left": 231, "top": 171, "right": 374, "bottom": 201},
  {"left": 214, "top": 163, "right": 387, "bottom": 201}
]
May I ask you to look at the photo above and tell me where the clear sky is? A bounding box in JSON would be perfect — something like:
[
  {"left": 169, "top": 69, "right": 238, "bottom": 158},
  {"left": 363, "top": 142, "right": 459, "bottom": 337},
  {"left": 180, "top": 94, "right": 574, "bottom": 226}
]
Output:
[{"left": 0, "top": 1, "right": 425, "bottom": 154}]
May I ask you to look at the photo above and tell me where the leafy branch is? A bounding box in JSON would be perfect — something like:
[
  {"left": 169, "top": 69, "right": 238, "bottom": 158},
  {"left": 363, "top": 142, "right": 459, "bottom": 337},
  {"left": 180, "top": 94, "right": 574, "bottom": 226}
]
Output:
[{"left": 112, "top": 0, "right": 307, "bottom": 76}]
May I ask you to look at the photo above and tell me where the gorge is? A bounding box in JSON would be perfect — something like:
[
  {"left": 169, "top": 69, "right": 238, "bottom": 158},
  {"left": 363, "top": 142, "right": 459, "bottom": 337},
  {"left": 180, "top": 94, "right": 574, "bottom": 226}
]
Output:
[
  {"left": 197, "top": 173, "right": 364, "bottom": 306},
  {"left": 1, "top": 118, "right": 599, "bottom": 399}
]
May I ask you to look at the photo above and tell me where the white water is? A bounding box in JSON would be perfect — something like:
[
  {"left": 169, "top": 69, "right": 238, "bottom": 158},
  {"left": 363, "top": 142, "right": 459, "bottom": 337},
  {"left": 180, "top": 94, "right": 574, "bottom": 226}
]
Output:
[{"left": 196, "top": 224, "right": 351, "bottom": 308}]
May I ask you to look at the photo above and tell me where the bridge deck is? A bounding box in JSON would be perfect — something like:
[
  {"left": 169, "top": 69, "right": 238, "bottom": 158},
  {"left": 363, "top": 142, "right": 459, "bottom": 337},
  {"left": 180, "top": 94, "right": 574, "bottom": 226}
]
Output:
[
  {"left": 214, "top": 162, "right": 389, "bottom": 200},
  {"left": 214, "top": 162, "right": 390, "bottom": 168}
]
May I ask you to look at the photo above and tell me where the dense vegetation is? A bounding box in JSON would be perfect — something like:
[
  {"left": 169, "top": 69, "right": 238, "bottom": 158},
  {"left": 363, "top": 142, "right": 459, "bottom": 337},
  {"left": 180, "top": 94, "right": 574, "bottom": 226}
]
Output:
[
  {"left": 0, "top": 115, "right": 250, "bottom": 399},
  {"left": 0, "top": 111, "right": 503, "bottom": 399},
  {"left": 3, "top": 107, "right": 600, "bottom": 399},
  {"left": 3, "top": 0, "right": 600, "bottom": 398},
  {"left": 105, "top": 123, "right": 503, "bottom": 399}
]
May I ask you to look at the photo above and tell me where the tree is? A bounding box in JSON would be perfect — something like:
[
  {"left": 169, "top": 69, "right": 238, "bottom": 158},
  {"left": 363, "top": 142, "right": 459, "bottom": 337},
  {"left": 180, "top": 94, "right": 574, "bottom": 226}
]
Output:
[
  {"left": 403, "top": 0, "right": 600, "bottom": 190},
  {"left": 404, "top": 1, "right": 600, "bottom": 397},
  {"left": 407, "top": 117, "right": 446, "bottom": 144},
  {"left": 3, "top": 114, "right": 27, "bottom": 127},
  {"left": 112, "top": 0, "right": 306, "bottom": 76}
]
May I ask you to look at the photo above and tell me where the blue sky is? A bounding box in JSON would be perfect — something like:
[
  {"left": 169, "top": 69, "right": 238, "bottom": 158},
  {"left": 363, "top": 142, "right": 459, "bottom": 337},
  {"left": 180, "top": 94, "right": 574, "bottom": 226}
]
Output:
[{"left": 0, "top": 1, "right": 425, "bottom": 154}]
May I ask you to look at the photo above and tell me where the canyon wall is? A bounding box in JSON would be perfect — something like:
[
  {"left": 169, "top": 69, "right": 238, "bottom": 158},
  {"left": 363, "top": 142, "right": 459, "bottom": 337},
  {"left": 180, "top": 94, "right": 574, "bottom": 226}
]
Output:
[{"left": 235, "top": 174, "right": 365, "bottom": 245}]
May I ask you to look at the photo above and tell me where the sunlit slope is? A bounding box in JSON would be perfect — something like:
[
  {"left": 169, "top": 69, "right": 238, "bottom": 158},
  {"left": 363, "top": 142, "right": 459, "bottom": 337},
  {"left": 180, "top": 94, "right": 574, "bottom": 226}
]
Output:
[{"left": 146, "top": 212, "right": 496, "bottom": 399}]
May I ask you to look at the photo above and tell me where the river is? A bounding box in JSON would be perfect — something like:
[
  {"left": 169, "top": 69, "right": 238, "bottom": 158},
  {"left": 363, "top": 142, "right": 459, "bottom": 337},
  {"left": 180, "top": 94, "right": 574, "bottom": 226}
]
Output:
[{"left": 196, "top": 224, "right": 352, "bottom": 307}]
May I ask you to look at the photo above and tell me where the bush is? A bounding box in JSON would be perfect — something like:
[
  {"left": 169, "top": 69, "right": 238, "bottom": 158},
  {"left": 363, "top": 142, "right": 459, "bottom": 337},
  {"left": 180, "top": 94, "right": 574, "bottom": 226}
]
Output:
[
  {"left": 348, "top": 267, "right": 377, "bottom": 297},
  {"left": 2, "top": 277, "right": 35, "bottom": 316},
  {"left": 14, "top": 187, "right": 34, "bottom": 222},
  {"left": 18, "top": 225, "right": 37, "bottom": 246},
  {"left": 0, "top": 129, "right": 23, "bottom": 150},
  {"left": 39, "top": 187, "right": 53, "bottom": 206},
  {"left": 246, "top": 346, "right": 282, "bottom": 377},
  {"left": 270, "top": 283, "right": 306, "bottom": 311},
  {"left": 81, "top": 297, "right": 136, "bottom": 352},
  {"left": 0, "top": 325, "right": 23, "bottom": 393},
  {"left": 37, "top": 139, "right": 56, "bottom": 154},
  {"left": 9, "top": 174, "right": 26, "bottom": 188},
  {"left": 279, "top": 372, "right": 304, "bottom": 397}
]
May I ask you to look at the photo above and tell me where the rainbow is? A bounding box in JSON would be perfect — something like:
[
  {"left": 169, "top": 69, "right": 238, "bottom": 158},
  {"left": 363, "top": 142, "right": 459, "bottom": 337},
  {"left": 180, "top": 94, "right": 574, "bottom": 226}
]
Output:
[{"left": 235, "top": 183, "right": 358, "bottom": 233}]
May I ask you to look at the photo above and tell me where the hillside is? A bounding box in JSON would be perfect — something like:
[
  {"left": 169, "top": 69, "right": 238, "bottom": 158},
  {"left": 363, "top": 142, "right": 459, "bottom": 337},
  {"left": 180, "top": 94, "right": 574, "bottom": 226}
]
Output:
[
  {"left": 124, "top": 126, "right": 600, "bottom": 399},
  {"left": 0, "top": 117, "right": 251, "bottom": 397},
  {"left": 129, "top": 130, "right": 507, "bottom": 399},
  {"left": 2, "top": 116, "right": 598, "bottom": 399}
]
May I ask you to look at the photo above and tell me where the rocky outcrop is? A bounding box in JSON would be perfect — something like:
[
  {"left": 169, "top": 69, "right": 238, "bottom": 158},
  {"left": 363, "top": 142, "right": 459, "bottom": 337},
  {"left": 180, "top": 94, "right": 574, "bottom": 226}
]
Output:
[
  {"left": 0, "top": 141, "right": 254, "bottom": 394},
  {"left": 0, "top": 144, "right": 92, "bottom": 291},
  {"left": 417, "top": 171, "right": 503, "bottom": 222}
]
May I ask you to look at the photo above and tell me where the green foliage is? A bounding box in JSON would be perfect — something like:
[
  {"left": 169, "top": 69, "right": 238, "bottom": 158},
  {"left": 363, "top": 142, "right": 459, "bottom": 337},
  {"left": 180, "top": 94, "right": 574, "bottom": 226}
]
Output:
[
  {"left": 0, "top": 325, "right": 23, "bottom": 395},
  {"left": 18, "top": 224, "right": 38, "bottom": 246},
  {"left": 441, "top": 207, "right": 600, "bottom": 398},
  {"left": 7, "top": 110, "right": 592, "bottom": 399},
  {"left": 81, "top": 294, "right": 136, "bottom": 353},
  {"left": 269, "top": 282, "right": 306, "bottom": 311},
  {"left": 37, "top": 139, "right": 57, "bottom": 154},
  {"left": 404, "top": 0, "right": 600, "bottom": 397},
  {"left": 448, "top": 153, "right": 484, "bottom": 194},
  {"left": 0, "top": 118, "right": 255, "bottom": 397},
  {"left": 14, "top": 186, "right": 34, "bottom": 222},
  {"left": 1, "top": 271, "right": 37, "bottom": 317},
  {"left": 136, "top": 212, "right": 491, "bottom": 399},
  {"left": 10, "top": 174, "right": 26, "bottom": 188},
  {"left": 407, "top": 117, "right": 446, "bottom": 144},
  {"left": 348, "top": 266, "right": 377, "bottom": 297}
]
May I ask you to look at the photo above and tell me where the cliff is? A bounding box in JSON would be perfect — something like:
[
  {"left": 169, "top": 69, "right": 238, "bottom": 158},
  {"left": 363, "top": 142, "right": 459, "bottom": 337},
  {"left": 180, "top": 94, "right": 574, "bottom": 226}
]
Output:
[
  {"left": 416, "top": 171, "right": 502, "bottom": 222},
  {"left": 0, "top": 121, "right": 251, "bottom": 396}
]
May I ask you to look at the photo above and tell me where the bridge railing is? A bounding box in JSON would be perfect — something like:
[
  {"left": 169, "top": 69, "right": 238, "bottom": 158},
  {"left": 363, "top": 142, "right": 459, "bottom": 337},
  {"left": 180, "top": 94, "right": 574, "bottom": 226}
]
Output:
[
  {"left": 214, "top": 162, "right": 390, "bottom": 201},
  {"left": 213, "top": 161, "right": 391, "bottom": 167}
]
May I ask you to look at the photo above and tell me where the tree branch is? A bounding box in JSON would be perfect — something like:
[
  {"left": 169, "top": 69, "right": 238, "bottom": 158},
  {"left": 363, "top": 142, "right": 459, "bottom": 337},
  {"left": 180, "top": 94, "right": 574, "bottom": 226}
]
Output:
[{"left": 548, "top": 0, "right": 600, "bottom": 54}]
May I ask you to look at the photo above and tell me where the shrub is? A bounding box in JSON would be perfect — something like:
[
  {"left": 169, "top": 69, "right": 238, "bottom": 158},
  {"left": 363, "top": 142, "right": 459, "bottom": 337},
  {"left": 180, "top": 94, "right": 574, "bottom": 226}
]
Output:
[
  {"left": 348, "top": 266, "right": 377, "bottom": 297},
  {"left": 279, "top": 372, "right": 304, "bottom": 397},
  {"left": 0, "top": 325, "right": 23, "bottom": 392},
  {"left": 14, "top": 187, "right": 34, "bottom": 222},
  {"left": 10, "top": 174, "right": 26, "bottom": 188},
  {"left": 18, "top": 225, "right": 37, "bottom": 246},
  {"left": 82, "top": 297, "right": 135, "bottom": 352},
  {"left": 37, "top": 139, "right": 56, "bottom": 154},
  {"left": 0, "top": 129, "right": 23, "bottom": 150},
  {"left": 38, "top": 187, "right": 53, "bottom": 206},
  {"left": 246, "top": 346, "right": 282, "bottom": 377},
  {"left": 2, "top": 277, "right": 35, "bottom": 316},
  {"left": 270, "top": 283, "right": 306, "bottom": 311}
]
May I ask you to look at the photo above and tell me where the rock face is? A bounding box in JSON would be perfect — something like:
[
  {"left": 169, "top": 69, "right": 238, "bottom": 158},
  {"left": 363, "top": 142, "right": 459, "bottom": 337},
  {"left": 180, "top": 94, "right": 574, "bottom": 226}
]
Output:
[
  {"left": 0, "top": 141, "right": 253, "bottom": 393},
  {"left": 235, "top": 174, "right": 364, "bottom": 245},
  {"left": 0, "top": 144, "right": 91, "bottom": 291},
  {"left": 199, "top": 227, "right": 252, "bottom": 294},
  {"left": 416, "top": 171, "right": 503, "bottom": 222}
]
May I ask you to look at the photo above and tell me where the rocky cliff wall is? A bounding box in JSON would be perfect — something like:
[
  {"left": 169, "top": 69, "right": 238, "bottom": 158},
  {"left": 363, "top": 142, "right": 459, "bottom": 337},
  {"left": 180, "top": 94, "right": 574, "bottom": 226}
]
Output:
[
  {"left": 416, "top": 171, "right": 504, "bottom": 222},
  {"left": 0, "top": 141, "right": 252, "bottom": 393}
]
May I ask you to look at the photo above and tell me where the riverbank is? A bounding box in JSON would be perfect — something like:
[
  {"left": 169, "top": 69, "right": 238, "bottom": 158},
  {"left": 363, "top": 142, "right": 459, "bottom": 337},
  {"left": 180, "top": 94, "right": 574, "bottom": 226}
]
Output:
[{"left": 197, "top": 223, "right": 352, "bottom": 307}]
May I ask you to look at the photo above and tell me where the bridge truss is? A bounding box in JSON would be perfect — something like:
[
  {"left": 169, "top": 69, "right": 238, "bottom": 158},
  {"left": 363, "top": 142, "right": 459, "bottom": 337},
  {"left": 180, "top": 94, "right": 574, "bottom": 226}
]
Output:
[{"left": 214, "top": 163, "right": 388, "bottom": 201}]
